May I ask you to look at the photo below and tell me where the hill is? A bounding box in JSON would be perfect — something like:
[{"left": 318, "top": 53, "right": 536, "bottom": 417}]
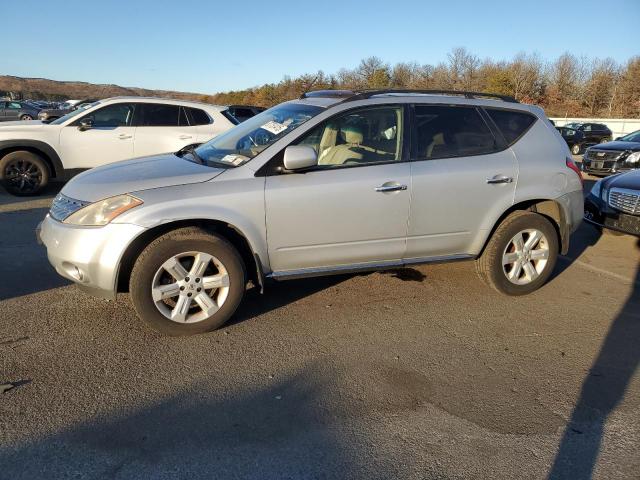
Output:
[{"left": 0, "top": 75, "right": 212, "bottom": 103}]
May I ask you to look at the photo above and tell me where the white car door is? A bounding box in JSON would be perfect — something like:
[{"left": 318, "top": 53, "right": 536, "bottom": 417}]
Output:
[
  {"left": 265, "top": 105, "right": 411, "bottom": 273},
  {"left": 58, "top": 103, "right": 136, "bottom": 169},
  {"left": 133, "top": 104, "right": 199, "bottom": 158}
]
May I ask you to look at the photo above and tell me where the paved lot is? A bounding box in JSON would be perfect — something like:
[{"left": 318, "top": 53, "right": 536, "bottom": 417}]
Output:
[{"left": 0, "top": 170, "right": 639, "bottom": 479}]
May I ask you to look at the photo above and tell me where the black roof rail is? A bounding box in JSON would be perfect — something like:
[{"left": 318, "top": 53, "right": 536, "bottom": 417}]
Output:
[
  {"left": 340, "top": 89, "right": 519, "bottom": 103},
  {"left": 299, "top": 89, "right": 518, "bottom": 103}
]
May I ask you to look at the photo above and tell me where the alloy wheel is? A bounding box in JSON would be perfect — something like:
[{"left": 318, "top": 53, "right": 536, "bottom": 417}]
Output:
[
  {"left": 502, "top": 229, "right": 550, "bottom": 285},
  {"left": 4, "top": 159, "right": 43, "bottom": 194},
  {"left": 151, "top": 251, "right": 230, "bottom": 324}
]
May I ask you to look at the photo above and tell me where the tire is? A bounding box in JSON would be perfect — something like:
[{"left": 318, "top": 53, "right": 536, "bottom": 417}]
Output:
[
  {"left": 20, "top": 114, "right": 33, "bottom": 121},
  {"left": 475, "top": 211, "right": 559, "bottom": 296},
  {"left": 571, "top": 143, "right": 581, "bottom": 155},
  {"left": 0, "top": 151, "right": 50, "bottom": 196},
  {"left": 130, "top": 227, "right": 246, "bottom": 336}
]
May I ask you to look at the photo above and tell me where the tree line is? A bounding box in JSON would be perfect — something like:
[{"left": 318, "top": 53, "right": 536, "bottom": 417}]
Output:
[{"left": 209, "top": 48, "right": 640, "bottom": 118}]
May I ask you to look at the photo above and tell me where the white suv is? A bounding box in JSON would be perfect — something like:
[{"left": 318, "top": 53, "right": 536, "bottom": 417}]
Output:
[{"left": 0, "top": 97, "right": 238, "bottom": 195}]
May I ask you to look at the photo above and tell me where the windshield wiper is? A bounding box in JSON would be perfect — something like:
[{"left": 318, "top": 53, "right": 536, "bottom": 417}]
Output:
[{"left": 177, "top": 144, "right": 204, "bottom": 164}]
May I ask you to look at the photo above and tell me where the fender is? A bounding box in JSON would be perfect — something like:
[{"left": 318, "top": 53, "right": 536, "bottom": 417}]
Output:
[{"left": 0, "top": 139, "right": 65, "bottom": 177}]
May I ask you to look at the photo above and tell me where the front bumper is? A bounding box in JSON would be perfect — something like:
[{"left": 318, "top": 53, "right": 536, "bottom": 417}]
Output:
[
  {"left": 584, "top": 193, "right": 640, "bottom": 237},
  {"left": 39, "top": 214, "right": 146, "bottom": 299}
]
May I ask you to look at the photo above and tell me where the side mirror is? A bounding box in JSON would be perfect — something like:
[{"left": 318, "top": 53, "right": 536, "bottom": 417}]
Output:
[
  {"left": 283, "top": 145, "right": 317, "bottom": 171},
  {"left": 78, "top": 118, "right": 93, "bottom": 131}
]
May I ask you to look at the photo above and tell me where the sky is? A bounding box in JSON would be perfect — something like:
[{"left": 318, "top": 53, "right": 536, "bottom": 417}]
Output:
[{"left": 3, "top": 0, "right": 639, "bottom": 94}]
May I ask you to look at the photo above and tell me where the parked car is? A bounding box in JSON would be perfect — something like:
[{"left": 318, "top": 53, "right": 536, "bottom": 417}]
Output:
[
  {"left": 581, "top": 130, "right": 640, "bottom": 176},
  {"left": 561, "top": 122, "right": 612, "bottom": 153},
  {"left": 585, "top": 169, "right": 640, "bottom": 237},
  {"left": 38, "top": 99, "right": 97, "bottom": 122},
  {"left": 0, "top": 97, "right": 239, "bottom": 195},
  {"left": 556, "top": 126, "right": 586, "bottom": 155},
  {"left": 38, "top": 89, "right": 584, "bottom": 336},
  {"left": 224, "top": 105, "right": 266, "bottom": 123},
  {"left": 0, "top": 101, "right": 41, "bottom": 122}
]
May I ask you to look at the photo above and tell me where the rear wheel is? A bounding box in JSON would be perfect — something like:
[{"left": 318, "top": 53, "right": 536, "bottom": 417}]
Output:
[
  {"left": 0, "top": 151, "right": 49, "bottom": 196},
  {"left": 571, "top": 143, "right": 582, "bottom": 155},
  {"left": 130, "top": 227, "right": 246, "bottom": 336},
  {"left": 476, "top": 211, "right": 559, "bottom": 295},
  {"left": 20, "top": 114, "right": 33, "bottom": 121}
]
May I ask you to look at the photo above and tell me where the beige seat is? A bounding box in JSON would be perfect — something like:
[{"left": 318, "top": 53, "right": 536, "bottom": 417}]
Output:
[{"left": 318, "top": 125, "right": 365, "bottom": 166}]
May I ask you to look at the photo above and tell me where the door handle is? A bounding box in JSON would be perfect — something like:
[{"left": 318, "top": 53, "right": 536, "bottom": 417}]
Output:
[
  {"left": 118, "top": 134, "right": 132, "bottom": 140},
  {"left": 375, "top": 184, "right": 408, "bottom": 193},
  {"left": 486, "top": 175, "right": 513, "bottom": 185},
  {"left": 179, "top": 135, "right": 193, "bottom": 140}
]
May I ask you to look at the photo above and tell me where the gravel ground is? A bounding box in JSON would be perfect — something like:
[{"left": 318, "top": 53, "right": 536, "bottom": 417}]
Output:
[{"left": 0, "top": 170, "right": 639, "bottom": 480}]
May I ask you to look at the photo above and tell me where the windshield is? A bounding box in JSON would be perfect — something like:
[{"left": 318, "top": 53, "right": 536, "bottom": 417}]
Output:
[
  {"left": 50, "top": 101, "right": 100, "bottom": 125},
  {"left": 191, "top": 103, "right": 323, "bottom": 167},
  {"left": 620, "top": 131, "right": 640, "bottom": 143}
]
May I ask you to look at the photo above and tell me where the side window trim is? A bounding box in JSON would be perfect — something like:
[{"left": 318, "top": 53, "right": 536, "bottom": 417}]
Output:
[{"left": 409, "top": 103, "right": 501, "bottom": 162}]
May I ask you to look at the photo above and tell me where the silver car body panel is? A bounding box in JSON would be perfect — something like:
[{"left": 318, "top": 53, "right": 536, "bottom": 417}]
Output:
[{"left": 40, "top": 93, "right": 584, "bottom": 298}]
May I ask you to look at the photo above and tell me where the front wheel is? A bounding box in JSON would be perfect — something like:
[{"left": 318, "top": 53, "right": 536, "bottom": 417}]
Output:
[
  {"left": 20, "top": 114, "right": 33, "bottom": 121},
  {"left": 476, "top": 211, "right": 559, "bottom": 296},
  {"left": 571, "top": 143, "right": 582, "bottom": 155},
  {"left": 0, "top": 151, "right": 49, "bottom": 196},
  {"left": 130, "top": 227, "right": 246, "bottom": 336}
]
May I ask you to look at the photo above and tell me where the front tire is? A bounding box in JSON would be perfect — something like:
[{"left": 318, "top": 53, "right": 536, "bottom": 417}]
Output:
[
  {"left": 130, "top": 227, "right": 246, "bottom": 336},
  {"left": 0, "top": 151, "right": 49, "bottom": 196},
  {"left": 20, "top": 114, "right": 33, "bottom": 121},
  {"left": 476, "top": 211, "right": 559, "bottom": 296}
]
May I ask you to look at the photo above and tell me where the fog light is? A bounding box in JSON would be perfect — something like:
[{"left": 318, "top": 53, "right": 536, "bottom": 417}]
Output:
[{"left": 61, "top": 262, "right": 86, "bottom": 282}]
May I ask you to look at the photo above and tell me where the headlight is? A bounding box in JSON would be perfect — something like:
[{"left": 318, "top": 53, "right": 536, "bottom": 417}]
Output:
[
  {"left": 626, "top": 152, "right": 640, "bottom": 163},
  {"left": 590, "top": 180, "right": 603, "bottom": 199},
  {"left": 64, "top": 194, "right": 142, "bottom": 226}
]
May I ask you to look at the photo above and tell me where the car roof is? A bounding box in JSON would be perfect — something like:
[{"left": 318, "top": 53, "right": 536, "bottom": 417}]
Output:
[{"left": 101, "top": 96, "right": 227, "bottom": 111}]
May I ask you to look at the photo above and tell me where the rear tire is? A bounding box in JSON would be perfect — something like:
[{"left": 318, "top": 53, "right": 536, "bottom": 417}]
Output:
[
  {"left": 0, "top": 151, "right": 49, "bottom": 196},
  {"left": 476, "top": 211, "right": 559, "bottom": 296},
  {"left": 571, "top": 143, "right": 582, "bottom": 155},
  {"left": 20, "top": 114, "right": 33, "bottom": 121},
  {"left": 130, "top": 227, "right": 246, "bottom": 336}
]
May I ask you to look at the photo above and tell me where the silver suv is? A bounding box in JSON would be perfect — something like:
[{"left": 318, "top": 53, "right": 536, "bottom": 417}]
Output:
[{"left": 38, "top": 90, "right": 584, "bottom": 336}]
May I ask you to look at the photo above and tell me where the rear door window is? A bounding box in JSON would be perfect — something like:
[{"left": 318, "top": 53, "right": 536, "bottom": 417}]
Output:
[
  {"left": 485, "top": 109, "right": 536, "bottom": 146},
  {"left": 138, "top": 103, "right": 181, "bottom": 126},
  {"left": 412, "top": 105, "right": 497, "bottom": 160}
]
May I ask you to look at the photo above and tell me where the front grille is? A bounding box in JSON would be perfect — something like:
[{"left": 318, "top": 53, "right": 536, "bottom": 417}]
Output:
[
  {"left": 586, "top": 149, "right": 623, "bottom": 161},
  {"left": 49, "top": 193, "right": 90, "bottom": 221},
  {"left": 608, "top": 188, "right": 640, "bottom": 215}
]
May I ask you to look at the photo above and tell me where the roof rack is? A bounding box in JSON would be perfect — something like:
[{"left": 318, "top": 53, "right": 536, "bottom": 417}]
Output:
[{"left": 300, "top": 89, "right": 518, "bottom": 103}]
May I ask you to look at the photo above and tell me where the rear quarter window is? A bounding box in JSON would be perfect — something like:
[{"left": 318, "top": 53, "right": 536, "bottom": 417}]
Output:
[{"left": 485, "top": 109, "right": 536, "bottom": 146}]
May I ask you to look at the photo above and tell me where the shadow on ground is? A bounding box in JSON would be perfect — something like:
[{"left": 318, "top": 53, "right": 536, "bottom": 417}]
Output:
[
  {"left": 0, "top": 364, "right": 405, "bottom": 480},
  {"left": 548, "top": 238, "right": 640, "bottom": 479}
]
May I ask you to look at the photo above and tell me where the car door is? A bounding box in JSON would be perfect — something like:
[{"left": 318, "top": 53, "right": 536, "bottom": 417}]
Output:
[
  {"left": 58, "top": 102, "right": 136, "bottom": 169},
  {"left": 5, "top": 102, "right": 22, "bottom": 121},
  {"left": 265, "top": 105, "right": 411, "bottom": 273},
  {"left": 133, "top": 103, "right": 198, "bottom": 157},
  {"left": 406, "top": 104, "right": 518, "bottom": 259}
]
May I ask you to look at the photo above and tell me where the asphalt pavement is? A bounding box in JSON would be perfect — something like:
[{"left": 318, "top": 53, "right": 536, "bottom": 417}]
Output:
[{"left": 0, "top": 171, "right": 639, "bottom": 479}]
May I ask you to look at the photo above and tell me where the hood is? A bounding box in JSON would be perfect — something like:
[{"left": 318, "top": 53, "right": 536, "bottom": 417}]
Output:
[
  {"left": 590, "top": 140, "right": 640, "bottom": 151},
  {"left": 61, "top": 153, "right": 226, "bottom": 202},
  {"left": 0, "top": 120, "right": 46, "bottom": 131},
  {"left": 606, "top": 169, "right": 640, "bottom": 190}
]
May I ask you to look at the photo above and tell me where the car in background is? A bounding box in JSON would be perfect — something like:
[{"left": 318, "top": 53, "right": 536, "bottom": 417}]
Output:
[
  {"left": 562, "top": 122, "right": 612, "bottom": 153},
  {"left": 0, "top": 97, "right": 238, "bottom": 195},
  {"left": 38, "top": 99, "right": 98, "bottom": 122},
  {"left": 585, "top": 169, "right": 640, "bottom": 237},
  {"left": 581, "top": 130, "right": 640, "bottom": 176},
  {"left": 0, "top": 101, "right": 41, "bottom": 121},
  {"left": 556, "top": 126, "right": 585, "bottom": 155}
]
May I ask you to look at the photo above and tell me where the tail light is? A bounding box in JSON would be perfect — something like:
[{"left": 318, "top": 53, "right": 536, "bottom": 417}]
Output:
[{"left": 566, "top": 156, "right": 583, "bottom": 184}]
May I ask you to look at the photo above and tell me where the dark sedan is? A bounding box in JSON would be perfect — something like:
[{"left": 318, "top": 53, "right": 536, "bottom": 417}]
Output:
[
  {"left": 0, "top": 101, "right": 41, "bottom": 121},
  {"left": 585, "top": 169, "right": 640, "bottom": 237},
  {"left": 581, "top": 130, "right": 640, "bottom": 176}
]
